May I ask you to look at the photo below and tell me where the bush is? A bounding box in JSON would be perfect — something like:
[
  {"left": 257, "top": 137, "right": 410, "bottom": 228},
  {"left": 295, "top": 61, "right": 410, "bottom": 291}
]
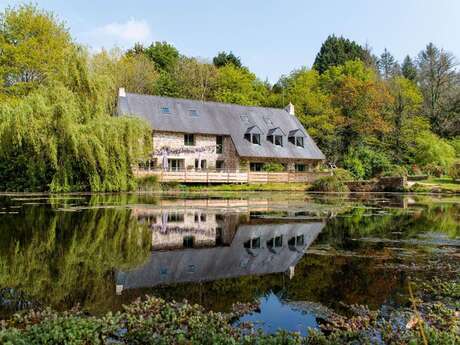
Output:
[
  {"left": 449, "top": 162, "right": 460, "bottom": 182},
  {"left": 310, "top": 176, "right": 349, "bottom": 192},
  {"left": 262, "top": 162, "right": 285, "bottom": 172},
  {"left": 332, "top": 168, "right": 354, "bottom": 181},
  {"left": 383, "top": 165, "right": 408, "bottom": 177},
  {"left": 136, "top": 174, "right": 159, "bottom": 191},
  {"left": 343, "top": 146, "right": 392, "bottom": 179},
  {"left": 423, "top": 163, "right": 444, "bottom": 177},
  {"left": 413, "top": 132, "right": 455, "bottom": 169}
]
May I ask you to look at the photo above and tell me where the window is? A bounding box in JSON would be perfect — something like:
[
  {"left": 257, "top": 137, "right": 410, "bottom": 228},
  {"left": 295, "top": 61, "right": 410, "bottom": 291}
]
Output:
[
  {"left": 216, "top": 160, "right": 224, "bottom": 171},
  {"left": 216, "top": 136, "right": 223, "bottom": 153},
  {"left": 184, "top": 133, "right": 195, "bottom": 146},
  {"left": 189, "top": 109, "right": 199, "bottom": 117},
  {"left": 216, "top": 227, "right": 223, "bottom": 246},
  {"left": 240, "top": 115, "right": 250, "bottom": 123},
  {"left": 244, "top": 237, "right": 261, "bottom": 249},
  {"left": 274, "top": 135, "right": 283, "bottom": 146},
  {"left": 194, "top": 213, "right": 206, "bottom": 222},
  {"left": 296, "top": 137, "right": 304, "bottom": 147},
  {"left": 289, "top": 136, "right": 304, "bottom": 147},
  {"left": 250, "top": 162, "right": 264, "bottom": 172},
  {"left": 296, "top": 235, "right": 304, "bottom": 246},
  {"left": 267, "top": 235, "right": 283, "bottom": 248},
  {"left": 160, "top": 107, "right": 171, "bottom": 114},
  {"left": 245, "top": 133, "right": 261, "bottom": 145},
  {"left": 183, "top": 236, "right": 194, "bottom": 248},
  {"left": 195, "top": 159, "right": 207, "bottom": 170},
  {"left": 168, "top": 213, "right": 184, "bottom": 222},
  {"left": 267, "top": 135, "right": 273, "bottom": 143},
  {"left": 295, "top": 164, "right": 306, "bottom": 172}
]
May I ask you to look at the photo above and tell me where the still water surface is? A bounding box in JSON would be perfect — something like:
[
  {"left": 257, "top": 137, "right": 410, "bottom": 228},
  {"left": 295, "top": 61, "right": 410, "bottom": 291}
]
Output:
[{"left": 0, "top": 193, "right": 459, "bottom": 335}]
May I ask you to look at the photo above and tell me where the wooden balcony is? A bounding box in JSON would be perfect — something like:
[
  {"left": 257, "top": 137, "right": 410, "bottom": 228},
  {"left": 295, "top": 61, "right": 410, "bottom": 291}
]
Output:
[{"left": 134, "top": 169, "right": 331, "bottom": 184}]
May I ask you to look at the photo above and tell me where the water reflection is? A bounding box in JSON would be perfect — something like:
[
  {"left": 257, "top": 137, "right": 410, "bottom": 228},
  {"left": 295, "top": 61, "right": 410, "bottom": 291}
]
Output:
[
  {"left": 0, "top": 193, "right": 458, "bottom": 334},
  {"left": 117, "top": 207, "right": 324, "bottom": 293}
]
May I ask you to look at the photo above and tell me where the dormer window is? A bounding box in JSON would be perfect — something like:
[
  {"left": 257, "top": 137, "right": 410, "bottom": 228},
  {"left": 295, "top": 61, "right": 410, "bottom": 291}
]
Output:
[
  {"left": 245, "top": 126, "right": 262, "bottom": 145},
  {"left": 288, "top": 129, "right": 305, "bottom": 147},
  {"left": 267, "top": 127, "right": 284, "bottom": 147},
  {"left": 245, "top": 133, "right": 260, "bottom": 144},
  {"left": 274, "top": 135, "right": 283, "bottom": 146}
]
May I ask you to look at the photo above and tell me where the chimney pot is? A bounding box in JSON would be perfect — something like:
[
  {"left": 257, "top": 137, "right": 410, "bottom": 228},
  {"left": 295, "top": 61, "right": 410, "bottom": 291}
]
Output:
[{"left": 285, "top": 102, "right": 295, "bottom": 115}]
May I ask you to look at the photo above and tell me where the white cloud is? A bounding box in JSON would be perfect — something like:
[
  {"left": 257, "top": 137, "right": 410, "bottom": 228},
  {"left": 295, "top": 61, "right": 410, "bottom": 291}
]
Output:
[{"left": 83, "top": 18, "right": 152, "bottom": 49}]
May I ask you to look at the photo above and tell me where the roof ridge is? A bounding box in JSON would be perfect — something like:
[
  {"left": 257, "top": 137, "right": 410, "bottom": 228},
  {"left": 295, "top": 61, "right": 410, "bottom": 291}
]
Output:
[{"left": 124, "top": 92, "right": 286, "bottom": 113}]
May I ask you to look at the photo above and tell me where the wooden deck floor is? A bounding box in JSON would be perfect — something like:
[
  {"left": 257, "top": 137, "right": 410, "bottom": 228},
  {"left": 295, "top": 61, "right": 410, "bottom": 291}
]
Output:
[{"left": 134, "top": 169, "right": 331, "bottom": 184}]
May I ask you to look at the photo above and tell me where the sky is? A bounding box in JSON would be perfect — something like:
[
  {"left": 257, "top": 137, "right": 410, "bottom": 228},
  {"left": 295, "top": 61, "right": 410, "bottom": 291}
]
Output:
[{"left": 1, "top": 0, "right": 459, "bottom": 83}]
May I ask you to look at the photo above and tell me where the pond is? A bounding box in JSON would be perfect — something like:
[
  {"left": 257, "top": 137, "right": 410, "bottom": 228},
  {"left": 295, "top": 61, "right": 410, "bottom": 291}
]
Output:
[{"left": 0, "top": 192, "right": 459, "bottom": 335}]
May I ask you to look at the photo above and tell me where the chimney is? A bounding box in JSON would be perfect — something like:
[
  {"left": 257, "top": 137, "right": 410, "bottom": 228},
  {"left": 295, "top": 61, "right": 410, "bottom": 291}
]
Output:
[
  {"left": 118, "top": 87, "right": 126, "bottom": 97},
  {"left": 285, "top": 102, "right": 295, "bottom": 115}
]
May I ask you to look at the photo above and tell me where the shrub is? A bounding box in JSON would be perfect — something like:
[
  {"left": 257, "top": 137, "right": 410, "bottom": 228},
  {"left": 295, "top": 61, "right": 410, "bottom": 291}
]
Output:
[
  {"left": 413, "top": 132, "right": 455, "bottom": 169},
  {"left": 136, "top": 174, "right": 159, "bottom": 191},
  {"left": 262, "top": 162, "right": 285, "bottom": 172},
  {"left": 332, "top": 168, "right": 354, "bottom": 181},
  {"left": 383, "top": 165, "right": 408, "bottom": 177},
  {"left": 449, "top": 162, "right": 460, "bottom": 182},
  {"left": 423, "top": 163, "right": 444, "bottom": 177},
  {"left": 343, "top": 146, "right": 392, "bottom": 179},
  {"left": 343, "top": 155, "right": 365, "bottom": 179},
  {"left": 310, "top": 176, "right": 349, "bottom": 192}
]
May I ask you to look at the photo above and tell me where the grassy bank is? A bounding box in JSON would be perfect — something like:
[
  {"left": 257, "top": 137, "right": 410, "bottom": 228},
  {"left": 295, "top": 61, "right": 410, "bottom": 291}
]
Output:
[
  {"left": 409, "top": 177, "right": 460, "bottom": 193},
  {"left": 1, "top": 278, "right": 458, "bottom": 344}
]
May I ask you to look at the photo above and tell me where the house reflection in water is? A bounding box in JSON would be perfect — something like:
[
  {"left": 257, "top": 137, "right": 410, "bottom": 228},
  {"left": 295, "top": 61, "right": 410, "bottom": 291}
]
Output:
[{"left": 116, "top": 207, "right": 325, "bottom": 294}]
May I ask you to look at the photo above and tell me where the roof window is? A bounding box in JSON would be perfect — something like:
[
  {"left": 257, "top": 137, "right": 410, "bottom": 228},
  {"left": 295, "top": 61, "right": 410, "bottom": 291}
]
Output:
[
  {"left": 160, "top": 106, "right": 171, "bottom": 114},
  {"left": 240, "top": 115, "right": 250, "bottom": 123},
  {"left": 189, "top": 109, "right": 199, "bottom": 117}
]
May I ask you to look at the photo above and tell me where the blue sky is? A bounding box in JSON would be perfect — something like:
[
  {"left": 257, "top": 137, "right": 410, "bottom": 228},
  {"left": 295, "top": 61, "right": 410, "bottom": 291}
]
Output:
[{"left": 1, "top": 0, "right": 459, "bottom": 82}]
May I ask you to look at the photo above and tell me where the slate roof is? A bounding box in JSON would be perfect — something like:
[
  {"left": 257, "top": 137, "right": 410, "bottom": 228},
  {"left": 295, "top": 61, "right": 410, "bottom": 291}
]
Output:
[
  {"left": 117, "top": 93, "right": 325, "bottom": 160},
  {"left": 116, "top": 221, "right": 324, "bottom": 289}
]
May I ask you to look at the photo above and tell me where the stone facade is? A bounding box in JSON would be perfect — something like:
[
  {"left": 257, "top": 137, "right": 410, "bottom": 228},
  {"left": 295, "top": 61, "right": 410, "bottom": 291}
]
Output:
[
  {"left": 148, "top": 130, "right": 320, "bottom": 172},
  {"left": 151, "top": 131, "right": 239, "bottom": 171}
]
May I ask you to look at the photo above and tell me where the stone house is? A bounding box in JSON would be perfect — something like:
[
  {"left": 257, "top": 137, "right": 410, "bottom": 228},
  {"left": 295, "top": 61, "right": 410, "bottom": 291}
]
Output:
[{"left": 117, "top": 88, "right": 325, "bottom": 172}]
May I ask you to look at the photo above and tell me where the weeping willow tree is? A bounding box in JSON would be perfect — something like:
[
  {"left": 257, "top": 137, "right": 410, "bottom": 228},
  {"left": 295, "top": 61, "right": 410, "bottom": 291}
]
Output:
[{"left": 0, "top": 5, "right": 152, "bottom": 192}]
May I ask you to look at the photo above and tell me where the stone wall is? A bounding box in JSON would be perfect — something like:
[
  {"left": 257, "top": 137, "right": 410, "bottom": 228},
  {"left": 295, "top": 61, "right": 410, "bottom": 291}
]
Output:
[
  {"left": 152, "top": 131, "right": 238, "bottom": 170},
  {"left": 346, "top": 176, "right": 407, "bottom": 192}
]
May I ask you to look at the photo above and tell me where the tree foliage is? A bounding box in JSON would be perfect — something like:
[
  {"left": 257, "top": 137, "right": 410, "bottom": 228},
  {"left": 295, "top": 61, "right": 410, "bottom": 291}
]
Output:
[
  {"left": 213, "top": 51, "right": 242, "bottom": 68},
  {"left": 313, "top": 35, "right": 370, "bottom": 74},
  {"left": 0, "top": 6, "right": 152, "bottom": 192}
]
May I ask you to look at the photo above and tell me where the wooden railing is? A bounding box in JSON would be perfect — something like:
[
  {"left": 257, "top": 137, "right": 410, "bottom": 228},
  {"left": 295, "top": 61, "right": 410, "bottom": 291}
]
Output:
[{"left": 134, "top": 169, "right": 331, "bottom": 184}]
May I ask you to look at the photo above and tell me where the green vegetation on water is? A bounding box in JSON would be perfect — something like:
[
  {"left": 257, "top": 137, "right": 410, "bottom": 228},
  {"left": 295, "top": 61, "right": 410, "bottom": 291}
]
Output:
[{"left": 0, "top": 279, "right": 458, "bottom": 344}]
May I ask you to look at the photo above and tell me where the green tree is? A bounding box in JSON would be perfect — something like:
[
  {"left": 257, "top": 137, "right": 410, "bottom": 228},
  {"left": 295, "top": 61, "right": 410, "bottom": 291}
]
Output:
[
  {"left": 313, "top": 35, "right": 369, "bottom": 74},
  {"left": 213, "top": 64, "right": 269, "bottom": 105},
  {"left": 320, "top": 60, "right": 394, "bottom": 153},
  {"left": 213, "top": 51, "right": 242, "bottom": 68},
  {"left": 412, "top": 131, "right": 456, "bottom": 170},
  {"left": 401, "top": 55, "right": 417, "bottom": 81},
  {"left": 377, "top": 48, "right": 400, "bottom": 79},
  {"left": 144, "top": 41, "right": 179, "bottom": 71},
  {"left": 388, "top": 76, "right": 423, "bottom": 162},
  {"left": 273, "top": 68, "right": 340, "bottom": 160},
  {"left": 418, "top": 43, "right": 458, "bottom": 136},
  {"left": 0, "top": 4, "right": 73, "bottom": 96}
]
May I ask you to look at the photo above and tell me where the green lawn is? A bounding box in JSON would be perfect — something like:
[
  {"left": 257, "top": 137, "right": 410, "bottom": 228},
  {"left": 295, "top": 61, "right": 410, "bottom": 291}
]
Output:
[{"left": 410, "top": 177, "right": 460, "bottom": 193}]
